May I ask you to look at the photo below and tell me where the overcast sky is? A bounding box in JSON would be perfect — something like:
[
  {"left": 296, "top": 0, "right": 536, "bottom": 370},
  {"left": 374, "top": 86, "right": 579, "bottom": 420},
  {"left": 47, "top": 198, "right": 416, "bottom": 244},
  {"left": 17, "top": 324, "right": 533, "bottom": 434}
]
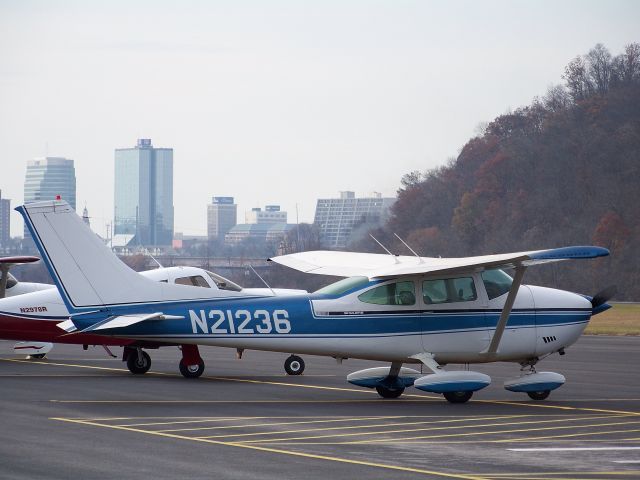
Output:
[{"left": 1, "top": 0, "right": 638, "bottom": 237}]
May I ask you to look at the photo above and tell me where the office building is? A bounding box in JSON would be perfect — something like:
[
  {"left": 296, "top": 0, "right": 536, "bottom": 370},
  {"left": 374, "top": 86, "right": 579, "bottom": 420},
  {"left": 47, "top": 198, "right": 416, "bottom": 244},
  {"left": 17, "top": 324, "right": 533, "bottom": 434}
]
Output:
[
  {"left": 207, "top": 197, "right": 237, "bottom": 242},
  {"left": 0, "top": 190, "right": 10, "bottom": 247},
  {"left": 224, "top": 223, "right": 294, "bottom": 246},
  {"left": 23, "top": 157, "right": 76, "bottom": 238},
  {"left": 313, "top": 191, "right": 396, "bottom": 248},
  {"left": 245, "top": 205, "right": 287, "bottom": 224},
  {"left": 114, "top": 138, "right": 174, "bottom": 246}
]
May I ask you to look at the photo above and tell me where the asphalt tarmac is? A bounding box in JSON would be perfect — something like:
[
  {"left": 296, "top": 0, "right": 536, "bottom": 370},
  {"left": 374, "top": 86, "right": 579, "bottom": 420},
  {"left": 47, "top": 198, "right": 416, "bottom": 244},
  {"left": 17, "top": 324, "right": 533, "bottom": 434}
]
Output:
[{"left": 1, "top": 335, "right": 639, "bottom": 480}]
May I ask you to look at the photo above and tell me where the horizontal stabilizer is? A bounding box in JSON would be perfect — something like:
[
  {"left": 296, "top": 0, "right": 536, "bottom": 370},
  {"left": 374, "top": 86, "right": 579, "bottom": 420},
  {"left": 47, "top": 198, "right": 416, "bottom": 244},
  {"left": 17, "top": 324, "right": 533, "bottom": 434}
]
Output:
[
  {"left": 57, "top": 312, "right": 184, "bottom": 333},
  {"left": 57, "top": 319, "right": 77, "bottom": 333},
  {"left": 0, "top": 256, "right": 40, "bottom": 266},
  {"left": 269, "top": 246, "right": 609, "bottom": 279},
  {"left": 81, "top": 312, "right": 184, "bottom": 333}
]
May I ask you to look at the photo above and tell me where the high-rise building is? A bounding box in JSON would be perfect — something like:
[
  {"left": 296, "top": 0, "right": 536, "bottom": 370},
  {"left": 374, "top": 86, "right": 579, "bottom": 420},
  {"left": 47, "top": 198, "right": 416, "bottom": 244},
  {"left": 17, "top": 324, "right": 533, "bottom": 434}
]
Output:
[
  {"left": 23, "top": 157, "right": 76, "bottom": 237},
  {"left": 207, "top": 196, "right": 237, "bottom": 242},
  {"left": 0, "top": 190, "right": 10, "bottom": 247},
  {"left": 114, "top": 139, "right": 174, "bottom": 246},
  {"left": 245, "top": 205, "right": 287, "bottom": 224},
  {"left": 313, "top": 191, "right": 396, "bottom": 248}
]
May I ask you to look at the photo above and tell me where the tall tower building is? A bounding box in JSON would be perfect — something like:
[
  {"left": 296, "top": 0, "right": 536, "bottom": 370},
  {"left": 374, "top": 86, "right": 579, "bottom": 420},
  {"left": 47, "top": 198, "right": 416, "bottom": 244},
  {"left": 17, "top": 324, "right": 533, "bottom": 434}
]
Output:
[
  {"left": 207, "top": 196, "right": 237, "bottom": 242},
  {"left": 114, "top": 139, "right": 174, "bottom": 246},
  {"left": 0, "top": 190, "right": 10, "bottom": 248},
  {"left": 313, "top": 191, "right": 396, "bottom": 248},
  {"left": 23, "top": 157, "right": 76, "bottom": 237}
]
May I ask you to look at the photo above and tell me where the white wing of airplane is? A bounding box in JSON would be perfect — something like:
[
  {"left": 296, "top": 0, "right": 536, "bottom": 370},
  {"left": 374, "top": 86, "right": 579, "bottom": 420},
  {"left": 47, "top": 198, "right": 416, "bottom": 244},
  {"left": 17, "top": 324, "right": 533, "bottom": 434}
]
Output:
[{"left": 269, "top": 247, "right": 609, "bottom": 279}]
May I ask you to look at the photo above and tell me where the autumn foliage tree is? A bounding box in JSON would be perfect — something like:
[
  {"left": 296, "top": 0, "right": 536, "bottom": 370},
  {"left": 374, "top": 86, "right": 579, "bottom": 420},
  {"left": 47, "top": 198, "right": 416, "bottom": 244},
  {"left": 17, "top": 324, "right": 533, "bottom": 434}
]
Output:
[{"left": 379, "top": 42, "right": 640, "bottom": 299}]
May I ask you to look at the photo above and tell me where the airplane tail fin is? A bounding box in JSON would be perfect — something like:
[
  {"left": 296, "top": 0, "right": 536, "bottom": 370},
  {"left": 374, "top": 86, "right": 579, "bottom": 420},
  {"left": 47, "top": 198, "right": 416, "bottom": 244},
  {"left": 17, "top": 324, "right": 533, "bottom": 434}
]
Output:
[{"left": 17, "top": 200, "right": 210, "bottom": 313}]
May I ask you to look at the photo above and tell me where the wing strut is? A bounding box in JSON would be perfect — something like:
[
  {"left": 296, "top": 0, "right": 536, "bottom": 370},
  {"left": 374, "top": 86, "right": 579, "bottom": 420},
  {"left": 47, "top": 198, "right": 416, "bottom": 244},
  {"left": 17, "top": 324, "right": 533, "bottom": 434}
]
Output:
[
  {"left": 485, "top": 265, "right": 527, "bottom": 356},
  {"left": 0, "top": 265, "right": 9, "bottom": 299}
]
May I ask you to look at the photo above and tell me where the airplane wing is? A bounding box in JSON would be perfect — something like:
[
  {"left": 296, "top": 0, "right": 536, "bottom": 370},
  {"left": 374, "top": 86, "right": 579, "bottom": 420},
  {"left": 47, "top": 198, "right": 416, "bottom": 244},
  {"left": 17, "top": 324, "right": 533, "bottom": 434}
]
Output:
[{"left": 269, "top": 246, "right": 609, "bottom": 279}]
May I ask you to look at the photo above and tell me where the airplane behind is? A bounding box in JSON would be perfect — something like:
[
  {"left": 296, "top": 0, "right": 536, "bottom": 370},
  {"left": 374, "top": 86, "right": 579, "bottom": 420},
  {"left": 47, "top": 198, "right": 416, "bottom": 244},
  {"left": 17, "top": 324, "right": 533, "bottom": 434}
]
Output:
[
  {"left": 0, "top": 263, "right": 306, "bottom": 375},
  {"left": 16, "top": 200, "right": 614, "bottom": 403}
]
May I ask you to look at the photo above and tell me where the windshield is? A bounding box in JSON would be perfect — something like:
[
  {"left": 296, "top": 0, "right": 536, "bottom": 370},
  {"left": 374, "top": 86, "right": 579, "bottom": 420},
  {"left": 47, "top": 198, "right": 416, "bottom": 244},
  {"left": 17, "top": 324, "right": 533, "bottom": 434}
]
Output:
[
  {"left": 206, "top": 271, "right": 242, "bottom": 292},
  {"left": 314, "top": 276, "right": 370, "bottom": 296},
  {"left": 5, "top": 273, "right": 18, "bottom": 289},
  {"left": 481, "top": 269, "right": 513, "bottom": 300}
]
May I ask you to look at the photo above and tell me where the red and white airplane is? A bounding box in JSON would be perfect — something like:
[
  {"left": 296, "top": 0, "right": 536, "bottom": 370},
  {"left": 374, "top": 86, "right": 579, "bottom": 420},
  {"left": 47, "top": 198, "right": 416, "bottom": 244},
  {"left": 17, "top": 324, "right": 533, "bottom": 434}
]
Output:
[{"left": 0, "top": 258, "right": 305, "bottom": 373}]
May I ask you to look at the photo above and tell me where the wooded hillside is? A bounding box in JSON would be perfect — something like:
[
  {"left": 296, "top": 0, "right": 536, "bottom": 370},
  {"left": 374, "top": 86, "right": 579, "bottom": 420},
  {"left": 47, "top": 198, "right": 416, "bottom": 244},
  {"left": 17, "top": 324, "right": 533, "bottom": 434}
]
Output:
[{"left": 371, "top": 43, "right": 640, "bottom": 300}]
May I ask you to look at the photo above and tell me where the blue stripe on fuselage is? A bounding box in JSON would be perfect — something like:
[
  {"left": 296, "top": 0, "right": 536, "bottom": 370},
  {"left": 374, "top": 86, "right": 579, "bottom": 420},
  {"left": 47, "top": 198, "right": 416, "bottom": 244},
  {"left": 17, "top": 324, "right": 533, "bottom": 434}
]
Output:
[{"left": 68, "top": 294, "right": 592, "bottom": 338}]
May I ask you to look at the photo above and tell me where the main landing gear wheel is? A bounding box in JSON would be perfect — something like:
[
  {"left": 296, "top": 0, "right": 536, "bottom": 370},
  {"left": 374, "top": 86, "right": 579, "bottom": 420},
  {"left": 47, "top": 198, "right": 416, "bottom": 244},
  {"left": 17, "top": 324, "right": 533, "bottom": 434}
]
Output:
[
  {"left": 443, "top": 391, "right": 473, "bottom": 404},
  {"left": 30, "top": 353, "right": 46, "bottom": 359},
  {"left": 527, "top": 390, "right": 551, "bottom": 401},
  {"left": 376, "top": 385, "right": 405, "bottom": 399},
  {"left": 179, "top": 359, "right": 205, "bottom": 378},
  {"left": 127, "top": 350, "right": 151, "bottom": 374},
  {"left": 284, "top": 355, "right": 305, "bottom": 375}
]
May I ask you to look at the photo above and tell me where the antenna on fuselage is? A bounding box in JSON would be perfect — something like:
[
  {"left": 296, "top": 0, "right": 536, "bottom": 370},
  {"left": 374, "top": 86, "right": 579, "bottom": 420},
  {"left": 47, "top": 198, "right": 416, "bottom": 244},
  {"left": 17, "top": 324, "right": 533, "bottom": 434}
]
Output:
[
  {"left": 369, "top": 234, "right": 400, "bottom": 264},
  {"left": 394, "top": 233, "right": 424, "bottom": 264},
  {"left": 248, "top": 264, "right": 276, "bottom": 296},
  {"left": 142, "top": 247, "right": 163, "bottom": 269}
]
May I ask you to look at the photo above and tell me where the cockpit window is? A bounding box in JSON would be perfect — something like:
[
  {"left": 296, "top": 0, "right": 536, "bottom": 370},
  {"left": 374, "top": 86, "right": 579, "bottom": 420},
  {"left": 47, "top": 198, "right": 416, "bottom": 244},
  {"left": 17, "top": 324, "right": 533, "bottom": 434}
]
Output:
[
  {"left": 206, "top": 271, "right": 242, "bottom": 292},
  {"left": 314, "top": 276, "right": 369, "bottom": 296},
  {"left": 481, "top": 269, "right": 513, "bottom": 299},
  {"left": 423, "top": 276, "right": 477, "bottom": 304},
  {"left": 175, "top": 275, "right": 211, "bottom": 288},
  {"left": 5, "top": 273, "right": 18, "bottom": 289},
  {"left": 358, "top": 281, "right": 416, "bottom": 306}
]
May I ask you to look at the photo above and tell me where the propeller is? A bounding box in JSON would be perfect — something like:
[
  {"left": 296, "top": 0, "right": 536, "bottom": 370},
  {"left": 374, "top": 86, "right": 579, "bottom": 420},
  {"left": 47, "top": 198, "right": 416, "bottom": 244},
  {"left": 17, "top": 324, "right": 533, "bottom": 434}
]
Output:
[{"left": 591, "top": 285, "right": 617, "bottom": 310}]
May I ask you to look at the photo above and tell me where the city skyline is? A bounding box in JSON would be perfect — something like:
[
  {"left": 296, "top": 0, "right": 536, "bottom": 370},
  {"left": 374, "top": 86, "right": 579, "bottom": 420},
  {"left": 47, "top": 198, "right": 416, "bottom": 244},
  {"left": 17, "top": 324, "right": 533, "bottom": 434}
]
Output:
[{"left": 1, "top": 1, "right": 638, "bottom": 238}]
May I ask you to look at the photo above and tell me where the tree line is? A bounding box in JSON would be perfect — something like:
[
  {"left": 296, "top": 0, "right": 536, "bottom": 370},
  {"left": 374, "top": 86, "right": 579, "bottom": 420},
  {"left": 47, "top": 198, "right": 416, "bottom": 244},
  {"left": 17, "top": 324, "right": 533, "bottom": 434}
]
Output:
[{"left": 353, "top": 43, "right": 640, "bottom": 300}]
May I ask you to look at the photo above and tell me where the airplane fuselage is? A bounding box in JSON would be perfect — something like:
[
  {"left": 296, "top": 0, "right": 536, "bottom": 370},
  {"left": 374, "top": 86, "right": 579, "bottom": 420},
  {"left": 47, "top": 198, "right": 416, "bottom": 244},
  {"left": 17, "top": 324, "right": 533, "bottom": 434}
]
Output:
[{"left": 64, "top": 277, "right": 592, "bottom": 365}]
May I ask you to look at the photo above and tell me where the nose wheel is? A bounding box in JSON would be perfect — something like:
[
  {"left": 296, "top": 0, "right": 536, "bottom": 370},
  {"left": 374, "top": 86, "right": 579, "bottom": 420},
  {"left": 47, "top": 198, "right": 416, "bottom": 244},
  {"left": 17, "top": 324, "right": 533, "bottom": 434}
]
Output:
[
  {"left": 527, "top": 390, "right": 551, "bottom": 400},
  {"left": 284, "top": 355, "right": 305, "bottom": 375},
  {"left": 443, "top": 391, "right": 474, "bottom": 404},
  {"left": 376, "top": 385, "right": 405, "bottom": 399}
]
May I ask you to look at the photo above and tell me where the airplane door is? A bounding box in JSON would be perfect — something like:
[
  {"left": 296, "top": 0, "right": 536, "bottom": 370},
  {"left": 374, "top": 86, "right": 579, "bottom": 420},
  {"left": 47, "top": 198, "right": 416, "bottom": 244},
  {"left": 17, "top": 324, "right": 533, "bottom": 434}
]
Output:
[{"left": 420, "top": 274, "right": 489, "bottom": 357}]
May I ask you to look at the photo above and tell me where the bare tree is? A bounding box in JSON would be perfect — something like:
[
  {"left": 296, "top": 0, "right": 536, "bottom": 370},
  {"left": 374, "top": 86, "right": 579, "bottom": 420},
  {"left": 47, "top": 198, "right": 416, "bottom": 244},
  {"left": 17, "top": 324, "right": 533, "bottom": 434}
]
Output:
[
  {"left": 542, "top": 84, "right": 570, "bottom": 112},
  {"left": 563, "top": 55, "right": 591, "bottom": 100},
  {"left": 586, "top": 43, "right": 613, "bottom": 94},
  {"left": 613, "top": 42, "right": 640, "bottom": 84}
]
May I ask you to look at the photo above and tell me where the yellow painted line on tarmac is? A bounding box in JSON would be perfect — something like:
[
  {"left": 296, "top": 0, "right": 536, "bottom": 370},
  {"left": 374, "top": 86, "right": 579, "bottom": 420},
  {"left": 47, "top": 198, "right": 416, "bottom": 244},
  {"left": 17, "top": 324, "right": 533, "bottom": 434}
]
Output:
[
  {"left": 196, "top": 415, "right": 531, "bottom": 439},
  {"left": 483, "top": 472, "right": 640, "bottom": 477},
  {"left": 50, "top": 399, "right": 439, "bottom": 404},
  {"left": 51, "top": 417, "right": 488, "bottom": 480},
  {"left": 162, "top": 415, "right": 403, "bottom": 433},
  {"left": 255, "top": 437, "right": 640, "bottom": 446},
  {"left": 497, "top": 428, "right": 640, "bottom": 443},
  {"left": 475, "top": 399, "right": 640, "bottom": 417},
  {"left": 482, "top": 475, "right": 640, "bottom": 480},
  {"left": 0, "top": 374, "right": 123, "bottom": 377},
  {"left": 340, "top": 419, "right": 640, "bottom": 445},
  {"left": 1, "top": 357, "right": 132, "bottom": 373},
  {"left": 238, "top": 415, "right": 627, "bottom": 444},
  {"left": 122, "top": 417, "right": 254, "bottom": 427}
]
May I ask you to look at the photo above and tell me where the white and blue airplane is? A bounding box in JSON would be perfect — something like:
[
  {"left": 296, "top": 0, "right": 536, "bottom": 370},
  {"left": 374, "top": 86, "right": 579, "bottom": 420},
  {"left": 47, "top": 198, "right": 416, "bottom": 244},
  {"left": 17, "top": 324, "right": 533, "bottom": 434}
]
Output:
[{"left": 17, "top": 200, "right": 613, "bottom": 403}]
